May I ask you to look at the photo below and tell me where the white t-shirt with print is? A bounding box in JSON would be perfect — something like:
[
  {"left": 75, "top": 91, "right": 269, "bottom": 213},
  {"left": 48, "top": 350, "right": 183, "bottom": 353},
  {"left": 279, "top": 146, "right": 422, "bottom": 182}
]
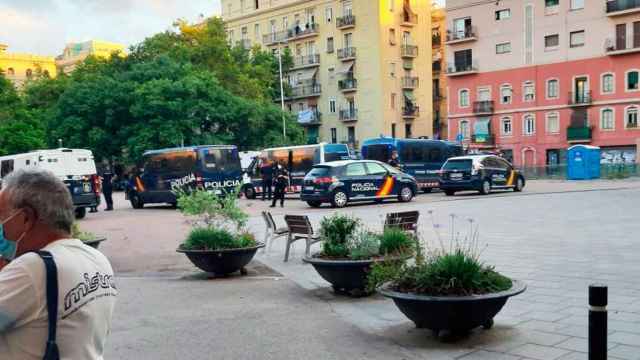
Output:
[{"left": 0, "top": 239, "right": 117, "bottom": 360}]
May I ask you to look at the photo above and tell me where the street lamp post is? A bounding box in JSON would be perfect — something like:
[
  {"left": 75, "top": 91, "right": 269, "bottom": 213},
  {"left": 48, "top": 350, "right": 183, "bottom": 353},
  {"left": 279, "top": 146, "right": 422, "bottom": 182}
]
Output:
[{"left": 277, "top": 44, "right": 286, "bottom": 141}]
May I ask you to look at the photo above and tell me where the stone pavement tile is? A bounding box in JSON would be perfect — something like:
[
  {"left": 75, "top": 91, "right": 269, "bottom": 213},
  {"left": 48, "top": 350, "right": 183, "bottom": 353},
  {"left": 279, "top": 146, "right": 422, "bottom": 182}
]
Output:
[
  {"left": 521, "top": 311, "right": 572, "bottom": 322},
  {"left": 554, "top": 337, "right": 617, "bottom": 353},
  {"left": 457, "top": 350, "right": 521, "bottom": 360},
  {"left": 508, "top": 343, "right": 570, "bottom": 360},
  {"left": 519, "top": 320, "right": 569, "bottom": 333},
  {"left": 610, "top": 332, "right": 640, "bottom": 346},
  {"left": 609, "top": 319, "right": 640, "bottom": 334},
  {"left": 609, "top": 344, "right": 640, "bottom": 360},
  {"left": 557, "top": 315, "right": 588, "bottom": 327},
  {"left": 611, "top": 311, "right": 640, "bottom": 323}
]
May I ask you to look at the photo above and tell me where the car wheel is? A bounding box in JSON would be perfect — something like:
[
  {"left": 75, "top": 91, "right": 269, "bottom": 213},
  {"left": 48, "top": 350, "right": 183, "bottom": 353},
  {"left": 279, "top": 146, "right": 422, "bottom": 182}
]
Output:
[
  {"left": 479, "top": 179, "right": 492, "bottom": 195},
  {"left": 399, "top": 186, "right": 414, "bottom": 202},
  {"left": 130, "top": 193, "right": 144, "bottom": 209},
  {"left": 423, "top": 188, "right": 433, "bottom": 194},
  {"left": 307, "top": 201, "right": 322, "bottom": 208},
  {"left": 444, "top": 190, "right": 455, "bottom": 196},
  {"left": 74, "top": 207, "right": 86, "bottom": 219},
  {"left": 331, "top": 190, "right": 348, "bottom": 208},
  {"left": 244, "top": 186, "right": 256, "bottom": 199},
  {"left": 514, "top": 177, "right": 525, "bottom": 192}
]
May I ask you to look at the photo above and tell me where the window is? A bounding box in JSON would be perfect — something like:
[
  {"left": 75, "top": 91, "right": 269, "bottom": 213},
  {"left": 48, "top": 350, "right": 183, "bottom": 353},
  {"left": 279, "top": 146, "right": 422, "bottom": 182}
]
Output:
[
  {"left": 405, "top": 124, "right": 412, "bottom": 138},
  {"left": 328, "top": 67, "right": 335, "bottom": 83},
  {"left": 255, "top": 0, "right": 259, "bottom": 9},
  {"left": 240, "top": 0, "right": 246, "bottom": 11},
  {"left": 545, "top": 34, "right": 559, "bottom": 49},
  {"left": 325, "top": 7, "right": 332, "bottom": 23},
  {"left": 459, "top": 89, "right": 470, "bottom": 107},
  {"left": 626, "top": 106, "right": 638, "bottom": 128},
  {"left": 25, "top": 69, "right": 33, "bottom": 79},
  {"left": 389, "top": 28, "right": 396, "bottom": 45},
  {"left": 331, "top": 128, "right": 337, "bottom": 143},
  {"left": 346, "top": 163, "right": 367, "bottom": 176},
  {"left": 366, "top": 162, "right": 387, "bottom": 175},
  {"left": 495, "top": 9, "right": 511, "bottom": 20},
  {"left": 459, "top": 120, "right": 470, "bottom": 139},
  {"left": 546, "top": 112, "right": 560, "bottom": 134},
  {"left": 545, "top": 0, "right": 559, "bottom": 6},
  {"left": 254, "top": 24, "right": 260, "bottom": 38},
  {"left": 496, "top": 42, "right": 511, "bottom": 54},
  {"left": 326, "top": 37, "right": 334, "bottom": 53},
  {"left": 627, "top": 70, "right": 639, "bottom": 91},
  {"left": 571, "top": 0, "right": 584, "bottom": 10},
  {"left": 570, "top": 30, "right": 585, "bottom": 48},
  {"left": 523, "top": 82, "right": 535, "bottom": 101},
  {"left": 329, "top": 99, "right": 336, "bottom": 113},
  {"left": 477, "top": 88, "right": 491, "bottom": 101},
  {"left": 391, "top": 123, "right": 396, "bottom": 137},
  {"left": 501, "top": 117, "right": 513, "bottom": 136},
  {"left": 391, "top": 93, "right": 396, "bottom": 109},
  {"left": 7, "top": 68, "right": 14, "bottom": 76},
  {"left": 500, "top": 85, "right": 512, "bottom": 104},
  {"left": 389, "top": 0, "right": 394, "bottom": 11},
  {"left": 547, "top": 79, "right": 559, "bottom": 99},
  {"left": 602, "top": 73, "right": 614, "bottom": 94},
  {"left": 390, "top": 62, "right": 396, "bottom": 77},
  {"left": 601, "top": 108, "right": 615, "bottom": 130},
  {"left": 523, "top": 114, "right": 536, "bottom": 135}
]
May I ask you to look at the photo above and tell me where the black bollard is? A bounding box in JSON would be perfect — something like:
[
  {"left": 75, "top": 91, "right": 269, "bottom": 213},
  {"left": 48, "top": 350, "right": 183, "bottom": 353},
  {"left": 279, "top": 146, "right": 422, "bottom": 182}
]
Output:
[{"left": 589, "top": 284, "right": 607, "bottom": 360}]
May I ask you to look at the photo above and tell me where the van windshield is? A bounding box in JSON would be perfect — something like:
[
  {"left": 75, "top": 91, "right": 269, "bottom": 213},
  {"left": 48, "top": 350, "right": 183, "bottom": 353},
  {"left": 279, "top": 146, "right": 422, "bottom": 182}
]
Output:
[
  {"left": 202, "top": 148, "right": 241, "bottom": 173},
  {"left": 443, "top": 159, "right": 473, "bottom": 171},
  {"left": 323, "top": 144, "right": 350, "bottom": 162}
]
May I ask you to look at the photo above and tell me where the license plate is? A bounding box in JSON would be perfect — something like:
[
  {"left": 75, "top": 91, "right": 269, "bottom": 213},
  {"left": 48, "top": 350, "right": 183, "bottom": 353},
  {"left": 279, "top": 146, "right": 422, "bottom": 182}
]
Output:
[
  {"left": 215, "top": 189, "right": 222, "bottom": 195},
  {"left": 450, "top": 173, "right": 463, "bottom": 180},
  {"left": 83, "top": 183, "right": 91, "bottom": 193},
  {"left": 304, "top": 186, "right": 315, "bottom": 191}
]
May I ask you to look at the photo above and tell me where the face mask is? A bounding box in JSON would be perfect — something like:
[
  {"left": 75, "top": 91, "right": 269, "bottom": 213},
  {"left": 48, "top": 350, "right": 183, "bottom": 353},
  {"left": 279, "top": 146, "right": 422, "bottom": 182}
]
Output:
[{"left": 0, "top": 211, "right": 26, "bottom": 261}]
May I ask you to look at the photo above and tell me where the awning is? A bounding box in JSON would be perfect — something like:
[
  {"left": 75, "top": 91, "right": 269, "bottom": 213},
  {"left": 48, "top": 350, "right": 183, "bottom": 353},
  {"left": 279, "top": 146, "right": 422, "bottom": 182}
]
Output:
[
  {"left": 403, "top": 90, "right": 416, "bottom": 104},
  {"left": 296, "top": 68, "right": 318, "bottom": 82},
  {"left": 336, "top": 60, "right": 355, "bottom": 75},
  {"left": 474, "top": 118, "right": 490, "bottom": 142}
]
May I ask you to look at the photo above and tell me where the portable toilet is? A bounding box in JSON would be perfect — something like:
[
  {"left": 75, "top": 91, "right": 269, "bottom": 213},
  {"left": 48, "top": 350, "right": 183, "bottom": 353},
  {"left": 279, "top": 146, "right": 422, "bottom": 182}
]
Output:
[{"left": 567, "top": 145, "right": 601, "bottom": 180}]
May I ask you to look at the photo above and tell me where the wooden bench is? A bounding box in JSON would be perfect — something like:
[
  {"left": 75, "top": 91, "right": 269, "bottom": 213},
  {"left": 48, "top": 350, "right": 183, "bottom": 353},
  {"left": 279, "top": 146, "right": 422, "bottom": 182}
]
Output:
[
  {"left": 283, "top": 215, "right": 321, "bottom": 262},
  {"left": 384, "top": 211, "right": 420, "bottom": 237},
  {"left": 261, "top": 211, "right": 289, "bottom": 253}
]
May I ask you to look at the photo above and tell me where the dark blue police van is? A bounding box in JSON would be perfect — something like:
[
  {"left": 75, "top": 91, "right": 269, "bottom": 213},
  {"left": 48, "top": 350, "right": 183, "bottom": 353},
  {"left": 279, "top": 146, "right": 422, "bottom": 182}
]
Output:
[
  {"left": 360, "top": 137, "right": 463, "bottom": 193},
  {"left": 128, "top": 145, "right": 242, "bottom": 209}
]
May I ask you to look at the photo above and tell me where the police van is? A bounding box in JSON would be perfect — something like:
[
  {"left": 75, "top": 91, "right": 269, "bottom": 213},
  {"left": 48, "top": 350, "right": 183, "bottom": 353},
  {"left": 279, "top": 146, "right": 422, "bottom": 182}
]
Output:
[
  {"left": 361, "top": 137, "right": 463, "bottom": 193},
  {"left": 128, "top": 145, "right": 242, "bottom": 209},
  {"left": 0, "top": 149, "right": 101, "bottom": 219},
  {"left": 300, "top": 160, "right": 418, "bottom": 208},
  {"left": 439, "top": 155, "right": 525, "bottom": 196},
  {"left": 242, "top": 143, "right": 351, "bottom": 199}
]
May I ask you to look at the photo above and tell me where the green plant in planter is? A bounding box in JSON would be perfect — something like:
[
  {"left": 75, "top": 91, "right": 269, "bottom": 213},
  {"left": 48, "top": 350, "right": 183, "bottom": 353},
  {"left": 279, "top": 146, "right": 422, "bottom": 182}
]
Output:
[
  {"left": 349, "top": 230, "right": 380, "bottom": 260},
  {"left": 320, "top": 214, "right": 360, "bottom": 258},
  {"left": 378, "top": 228, "right": 415, "bottom": 256},
  {"left": 71, "top": 222, "right": 97, "bottom": 242}
]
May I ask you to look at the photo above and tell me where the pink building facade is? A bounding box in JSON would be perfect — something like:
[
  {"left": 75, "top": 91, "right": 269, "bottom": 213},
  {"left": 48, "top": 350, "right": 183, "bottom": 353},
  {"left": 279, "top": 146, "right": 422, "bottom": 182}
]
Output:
[{"left": 445, "top": 0, "right": 640, "bottom": 167}]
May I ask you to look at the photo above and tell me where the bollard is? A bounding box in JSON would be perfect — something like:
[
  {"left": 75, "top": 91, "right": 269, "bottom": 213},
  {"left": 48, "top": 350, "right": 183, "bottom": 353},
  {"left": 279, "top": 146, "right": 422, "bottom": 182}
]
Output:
[{"left": 589, "top": 284, "right": 607, "bottom": 360}]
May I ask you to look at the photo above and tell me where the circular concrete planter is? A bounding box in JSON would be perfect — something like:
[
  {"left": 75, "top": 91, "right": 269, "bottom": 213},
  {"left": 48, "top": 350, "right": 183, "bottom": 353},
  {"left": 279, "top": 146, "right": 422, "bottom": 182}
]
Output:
[
  {"left": 379, "top": 280, "right": 526, "bottom": 335},
  {"left": 177, "top": 243, "right": 265, "bottom": 276}
]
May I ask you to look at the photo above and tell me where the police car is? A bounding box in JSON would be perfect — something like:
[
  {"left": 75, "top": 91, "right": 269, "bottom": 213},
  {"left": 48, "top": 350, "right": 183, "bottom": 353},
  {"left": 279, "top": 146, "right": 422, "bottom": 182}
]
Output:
[
  {"left": 300, "top": 160, "right": 418, "bottom": 208},
  {"left": 439, "top": 155, "right": 525, "bottom": 196}
]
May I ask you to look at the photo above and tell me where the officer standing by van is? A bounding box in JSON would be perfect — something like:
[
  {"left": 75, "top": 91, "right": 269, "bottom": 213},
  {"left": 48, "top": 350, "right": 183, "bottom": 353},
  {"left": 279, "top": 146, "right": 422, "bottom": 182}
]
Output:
[
  {"left": 260, "top": 158, "right": 273, "bottom": 201},
  {"left": 101, "top": 169, "right": 114, "bottom": 211},
  {"left": 270, "top": 162, "right": 288, "bottom": 208},
  {"left": 388, "top": 150, "right": 401, "bottom": 170}
]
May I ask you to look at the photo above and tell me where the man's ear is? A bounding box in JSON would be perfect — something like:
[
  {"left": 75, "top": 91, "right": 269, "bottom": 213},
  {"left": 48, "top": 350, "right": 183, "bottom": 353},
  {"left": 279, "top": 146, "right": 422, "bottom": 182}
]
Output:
[{"left": 21, "top": 206, "right": 38, "bottom": 230}]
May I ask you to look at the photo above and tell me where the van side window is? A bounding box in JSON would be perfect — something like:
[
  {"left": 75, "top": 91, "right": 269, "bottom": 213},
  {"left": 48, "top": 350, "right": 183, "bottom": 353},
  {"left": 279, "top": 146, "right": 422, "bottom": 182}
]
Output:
[
  {"left": 428, "top": 148, "right": 443, "bottom": 163},
  {"left": 202, "top": 148, "right": 241, "bottom": 173},
  {"left": 1, "top": 160, "right": 14, "bottom": 177}
]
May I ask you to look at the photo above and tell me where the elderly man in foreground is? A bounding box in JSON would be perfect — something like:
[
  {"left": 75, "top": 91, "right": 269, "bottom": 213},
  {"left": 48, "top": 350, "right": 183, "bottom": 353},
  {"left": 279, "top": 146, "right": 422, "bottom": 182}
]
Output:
[{"left": 0, "top": 169, "right": 117, "bottom": 359}]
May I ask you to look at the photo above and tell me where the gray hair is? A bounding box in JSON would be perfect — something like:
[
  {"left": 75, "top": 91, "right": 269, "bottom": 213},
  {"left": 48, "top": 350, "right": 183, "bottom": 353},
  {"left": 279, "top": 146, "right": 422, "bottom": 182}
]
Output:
[{"left": 2, "top": 169, "right": 74, "bottom": 233}]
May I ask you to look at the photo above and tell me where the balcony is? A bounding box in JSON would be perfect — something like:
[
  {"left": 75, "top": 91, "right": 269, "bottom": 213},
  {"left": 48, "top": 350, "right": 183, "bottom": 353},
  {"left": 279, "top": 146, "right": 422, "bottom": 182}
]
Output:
[
  {"left": 433, "top": 92, "right": 445, "bottom": 102},
  {"left": 471, "top": 134, "right": 495, "bottom": 145},
  {"left": 262, "top": 30, "right": 288, "bottom": 45},
  {"left": 432, "top": 60, "right": 442, "bottom": 74},
  {"left": 339, "top": 109, "right": 358, "bottom": 122},
  {"left": 401, "top": 10, "right": 418, "bottom": 26},
  {"left": 338, "top": 78, "right": 358, "bottom": 92},
  {"left": 567, "top": 126, "right": 593, "bottom": 143},
  {"left": 605, "top": 38, "right": 640, "bottom": 55},
  {"left": 446, "top": 27, "right": 477, "bottom": 44},
  {"left": 446, "top": 61, "right": 479, "bottom": 77},
  {"left": 287, "top": 83, "right": 322, "bottom": 100},
  {"left": 568, "top": 91, "right": 592, "bottom": 106},
  {"left": 340, "top": 139, "right": 359, "bottom": 149},
  {"left": 337, "top": 47, "right": 356, "bottom": 61},
  {"left": 432, "top": 34, "right": 442, "bottom": 47},
  {"left": 402, "top": 106, "right": 420, "bottom": 118},
  {"left": 401, "top": 45, "right": 419, "bottom": 58},
  {"left": 292, "top": 54, "right": 321, "bottom": 69},
  {"left": 473, "top": 100, "right": 494, "bottom": 114},
  {"left": 606, "top": 0, "right": 640, "bottom": 16},
  {"left": 287, "top": 23, "right": 320, "bottom": 40},
  {"left": 336, "top": 15, "right": 356, "bottom": 29},
  {"left": 401, "top": 76, "right": 419, "bottom": 89},
  {"left": 297, "top": 110, "right": 322, "bottom": 126}
]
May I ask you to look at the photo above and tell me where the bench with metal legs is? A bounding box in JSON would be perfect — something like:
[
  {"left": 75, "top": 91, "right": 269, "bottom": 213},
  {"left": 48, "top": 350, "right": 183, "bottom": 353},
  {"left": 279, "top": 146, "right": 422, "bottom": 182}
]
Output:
[
  {"left": 283, "top": 215, "right": 321, "bottom": 262},
  {"left": 261, "top": 211, "right": 289, "bottom": 253}
]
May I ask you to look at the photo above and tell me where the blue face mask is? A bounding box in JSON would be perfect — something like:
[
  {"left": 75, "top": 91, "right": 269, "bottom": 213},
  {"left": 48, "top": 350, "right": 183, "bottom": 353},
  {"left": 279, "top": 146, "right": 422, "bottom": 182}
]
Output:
[{"left": 0, "top": 211, "right": 26, "bottom": 262}]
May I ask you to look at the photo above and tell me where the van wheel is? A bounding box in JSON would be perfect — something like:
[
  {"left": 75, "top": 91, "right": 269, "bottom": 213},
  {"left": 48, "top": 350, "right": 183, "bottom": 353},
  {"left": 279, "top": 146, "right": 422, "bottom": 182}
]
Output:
[
  {"left": 479, "top": 179, "right": 492, "bottom": 195},
  {"left": 307, "top": 201, "right": 322, "bottom": 208},
  {"left": 399, "top": 186, "right": 414, "bottom": 202},
  {"left": 514, "top": 177, "right": 525, "bottom": 192},
  {"left": 331, "top": 190, "right": 348, "bottom": 208},
  {"left": 444, "top": 190, "right": 455, "bottom": 196},
  {"left": 244, "top": 186, "right": 256, "bottom": 199},
  {"left": 74, "top": 207, "right": 86, "bottom": 219},
  {"left": 130, "top": 193, "right": 144, "bottom": 209}
]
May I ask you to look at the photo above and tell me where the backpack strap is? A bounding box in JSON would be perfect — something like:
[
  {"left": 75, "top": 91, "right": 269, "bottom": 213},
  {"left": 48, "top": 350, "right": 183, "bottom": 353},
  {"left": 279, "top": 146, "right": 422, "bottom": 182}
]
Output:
[{"left": 34, "top": 250, "right": 60, "bottom": 360}]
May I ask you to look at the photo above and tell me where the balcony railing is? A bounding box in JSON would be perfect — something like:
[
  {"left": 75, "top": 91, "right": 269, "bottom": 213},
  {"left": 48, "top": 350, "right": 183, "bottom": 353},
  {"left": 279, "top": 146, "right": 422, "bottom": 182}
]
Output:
[
  {"left": 287, "top": 83, "right": 322, "bottom": 99},
  {"left": 568, "top": 91, "right": 592, "bottom": 106},
  {"left": 288, "top": 23, "right": 320, "bottom": 39},
  {"left": 262, "top": 30, "right": 289, "bottom": 45},
  {"left": 432, "top": 60, "right": 442, "bottom": 73},
  {"left": 432, "top": 35, "right": 442, "bottom": 46},
  {"left": 605, "top": 38, "right": 640, "bottom": 55},
  {"left": 336, "top": 15, "right": 356, "bottom": 29},
  {"left": 446, "top": 26, "right": 478, "bottom": 43},
  {"left": 339, "top": 109, "right": 358, "bottom": 122},
  {"left": 292, "top": 54, "right": 321, "bottom": 69},
  {"left": 473, "top": 100, "right": 494, "bottom": 114},
  {"left": 433, "top": 92, "right": 445, "bottom": 102},
  {"left": 337, "top": 47, "right": 357, "bottom": 60},
  {"left": 446, "top": 61, "right": 479, "bottom": 76},
  {"left": 402, "top": 106, "right": 420, "bottom": 118},
  {"left": 606, "top": 0, "right": 640, "bottom": 15},
  {"left": 401, "top": 45, "right": 419, "bottom": 58},
  {"left": 402, "top": 11, "right": 418, "bottom": 25},
  {"left": 567, "top": 126, "right": 593, "bottom": 142},
  {"left": 338, "top": 78, "right": 358, "bottom": 92},
  {"left": 401, "top": 76, "right": 419, "bottom": 89},
  {"left": 471, "top": 134, "right": 495, "bottom": 145},
  {"left": 297, "top": 110, "right": 322, "bottom": 126}
]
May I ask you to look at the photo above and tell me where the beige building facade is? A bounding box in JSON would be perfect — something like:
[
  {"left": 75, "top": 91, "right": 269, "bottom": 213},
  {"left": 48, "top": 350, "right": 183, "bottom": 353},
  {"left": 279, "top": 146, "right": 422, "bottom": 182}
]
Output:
[
  {"left": 221, "top": 0, "right": 433, "bottom": 148},
  {"left": 431, "top": 6, "right": 447, "bottom": 139},
  {"left": 56, "top": 40, "right": 126, "bottom": 74},
  {"left": 0, "top": 44, "right": 57, "bottom": 88}
]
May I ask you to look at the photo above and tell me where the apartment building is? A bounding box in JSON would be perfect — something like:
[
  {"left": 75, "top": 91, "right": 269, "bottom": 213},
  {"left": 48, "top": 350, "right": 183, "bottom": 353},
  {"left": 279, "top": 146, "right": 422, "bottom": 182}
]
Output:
[
  {"left": 446, "top": 0, "right": 640, "bottom": 167},
  {"left": 56, "top": 40, "right": 126, "bottom": 74},
  {"left": 221, "top": 0, "right": 433, "bottom": 148},
  {"left": 431, "top": 6, "right": 447, "bottom": 139},
  {"left": 0, "top": 44, "right": 57, "bottom": 88}
]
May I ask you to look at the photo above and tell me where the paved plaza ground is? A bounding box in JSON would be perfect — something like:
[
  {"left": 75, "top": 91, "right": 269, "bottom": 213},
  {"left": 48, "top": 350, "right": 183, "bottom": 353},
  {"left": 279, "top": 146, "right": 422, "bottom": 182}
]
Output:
[{"left": 81, "top": 179, "right": 640, "bottom": 359}]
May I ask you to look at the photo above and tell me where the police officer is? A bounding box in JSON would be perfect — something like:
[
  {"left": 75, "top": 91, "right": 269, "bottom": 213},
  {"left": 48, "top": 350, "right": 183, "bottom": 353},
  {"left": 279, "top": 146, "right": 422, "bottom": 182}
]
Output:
[
  {"left": 101, "top": 169, "right": 114, "bottom": 211},
  {"left": 270, "top": 163, "right": 288, "bottom": 208},
  {"left": 388, "top": 150, "right": 401, "bottom": 170},
  {"left": 260, "top": 158, "right": 274, "bottom": 201}
]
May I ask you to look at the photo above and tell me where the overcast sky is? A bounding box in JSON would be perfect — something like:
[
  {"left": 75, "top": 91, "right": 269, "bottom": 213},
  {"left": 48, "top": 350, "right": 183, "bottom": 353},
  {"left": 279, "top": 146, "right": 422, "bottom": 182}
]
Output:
[{"left": 0, "top": 0, "right": 222, "bottom": 56}]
